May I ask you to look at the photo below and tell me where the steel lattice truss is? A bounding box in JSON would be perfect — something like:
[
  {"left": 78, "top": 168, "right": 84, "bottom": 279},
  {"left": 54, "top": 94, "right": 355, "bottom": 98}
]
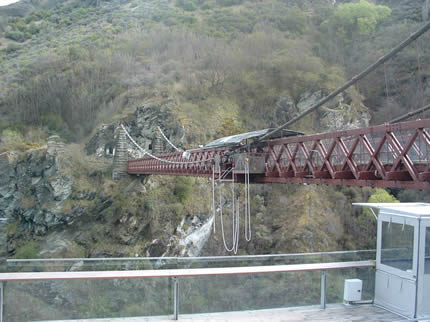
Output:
[{"left": 127, "top": 119, "right": 430, "bottom": 189}]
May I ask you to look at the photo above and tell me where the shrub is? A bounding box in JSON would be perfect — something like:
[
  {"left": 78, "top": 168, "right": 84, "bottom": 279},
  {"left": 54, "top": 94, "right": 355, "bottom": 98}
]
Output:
[
  {"left": 7, "top": 220, "right": 19, "bottom": 238},
  {"left": 277, "top": 7, "right": 307, "bottom": 34},
  {"left": 176, "top": 0, "right": 197, "bottom": 11},
  {"left": 5, "top": 43, "right": 20, "bottom": 53},
  {"left": 5, "top": 30, "right": 26, "bottom": 42},
  {"left": 216, "top": 0, "right": 243, "bottom": 7},
  {"left": 15, "top": 241, "right": 40, "bottom": 259},
  {"left": 173, "top": 177, "right": 193, "bottom": 202},
  {"left": 1, "top": 129, "right": 41, "bottom": 151}
]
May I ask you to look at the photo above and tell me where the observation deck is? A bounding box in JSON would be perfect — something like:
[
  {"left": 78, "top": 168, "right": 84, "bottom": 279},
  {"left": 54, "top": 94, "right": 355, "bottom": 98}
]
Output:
[{"left": 0, "top": 250, "right": 405, "bottom": 321}]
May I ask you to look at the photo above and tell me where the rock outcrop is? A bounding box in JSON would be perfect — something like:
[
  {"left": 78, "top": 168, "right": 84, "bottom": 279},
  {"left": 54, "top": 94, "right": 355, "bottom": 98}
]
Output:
[
  {"left": 85, "top": 102, "right": 184, "bottom": 161},
  {"left": 274, "top": 89, "right": 370, "bottom": 132}
]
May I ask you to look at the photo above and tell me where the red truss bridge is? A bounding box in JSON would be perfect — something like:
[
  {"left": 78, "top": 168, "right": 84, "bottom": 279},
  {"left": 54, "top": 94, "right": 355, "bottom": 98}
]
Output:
[{"left": 126, "top": 119, "right": 430, "bottom": 190}]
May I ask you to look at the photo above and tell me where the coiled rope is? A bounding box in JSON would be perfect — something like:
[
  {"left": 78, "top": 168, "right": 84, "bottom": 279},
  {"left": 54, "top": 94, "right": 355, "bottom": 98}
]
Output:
[{"left": 244, "top": 160, "right": 252, "bottom": 242}]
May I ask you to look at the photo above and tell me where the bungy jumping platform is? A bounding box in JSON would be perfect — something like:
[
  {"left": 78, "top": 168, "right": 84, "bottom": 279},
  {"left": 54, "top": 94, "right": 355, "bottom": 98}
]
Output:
[{"left": 41, "top": 304, "right": 402, "bottom": 322}]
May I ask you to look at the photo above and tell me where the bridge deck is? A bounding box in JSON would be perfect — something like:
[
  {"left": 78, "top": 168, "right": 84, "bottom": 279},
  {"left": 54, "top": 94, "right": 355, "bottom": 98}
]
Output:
[{"left": 35, "top": 304, "right": 402, "bottom": 322}]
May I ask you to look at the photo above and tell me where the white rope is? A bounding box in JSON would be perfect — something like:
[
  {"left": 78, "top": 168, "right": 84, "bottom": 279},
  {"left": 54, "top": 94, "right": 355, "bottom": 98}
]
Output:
[
  {"left": 219, "top": 168, "right": 241, "bottom": 254},
  {"left": 121, "top": 124, "right": 214, "bottom": 165},
  {"left": 157, "top": 126, "right": 183, "bottom": 152},
  {"left": 220, "top": 182, "right": 235, "bottom": 252},
  {"left": 233, "top": 189, "right": 240, "bottom": 254}
]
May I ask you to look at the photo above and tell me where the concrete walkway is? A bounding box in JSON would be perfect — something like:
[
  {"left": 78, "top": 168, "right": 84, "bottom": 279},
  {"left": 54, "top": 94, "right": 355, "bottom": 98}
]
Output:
[{"left": 38, "top": 304, "right": 402, "bottom": 322}]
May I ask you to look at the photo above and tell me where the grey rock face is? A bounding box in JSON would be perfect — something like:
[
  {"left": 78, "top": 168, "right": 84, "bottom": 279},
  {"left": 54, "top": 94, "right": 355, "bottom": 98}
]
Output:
[
  {"left": 86, "top": 101, "right": 184, "bottom": 161},
  {"left": 0, "top": 147, "right": 77, "bottom": 239},
  {"left": 274, "top": 89, "right": 370, "bottom": 132}
]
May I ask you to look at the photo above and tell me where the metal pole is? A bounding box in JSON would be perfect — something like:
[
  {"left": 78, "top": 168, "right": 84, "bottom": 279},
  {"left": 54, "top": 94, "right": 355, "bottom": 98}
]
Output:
[
  {"left": 320, "top": 271, "right": 326, "bottom": 309},
  {"left": 173, "top": 277, "right": 179, "bottom": 320},
  {"left": 0, "top": 282, "right": 3, "bottom": 322},
  {"left": 389, "top": 103, "right": 430, "bottom": 123}
]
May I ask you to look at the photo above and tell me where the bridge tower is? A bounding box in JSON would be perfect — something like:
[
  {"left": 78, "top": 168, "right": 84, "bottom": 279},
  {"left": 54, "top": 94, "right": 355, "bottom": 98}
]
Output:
[
  {"left": 112, "top": 125, "right": 128, "bottom": 181},
  {"left": 0, "top": 154, "right": 8, "bottom": 272},
  {"left": 151, "top": 128, "right": 163, "bottom": 155}
]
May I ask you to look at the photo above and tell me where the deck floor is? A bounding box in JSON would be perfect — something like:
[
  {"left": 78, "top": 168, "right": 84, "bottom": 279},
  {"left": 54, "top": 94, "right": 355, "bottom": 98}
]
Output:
[{"left": 39, "top": 304, "right": 403, "bottom": 322}]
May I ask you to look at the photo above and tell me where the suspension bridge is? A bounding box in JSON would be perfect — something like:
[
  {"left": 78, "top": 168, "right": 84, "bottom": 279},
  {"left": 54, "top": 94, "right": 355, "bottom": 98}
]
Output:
[
  {"left": 120, "top": 20, "right": 430, "bottom": 191},
  {"left": 125, "top": 119, "right": 430, "bottom": 190}
]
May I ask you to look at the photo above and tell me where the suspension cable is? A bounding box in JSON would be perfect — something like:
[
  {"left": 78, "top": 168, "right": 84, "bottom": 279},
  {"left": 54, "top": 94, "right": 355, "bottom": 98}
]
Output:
[
  {"left": 157, "top": 126, "right": 184, "bottom": 152},
  {"left": 257, "top": 19, "right": 430, "bottom": 142},
  {"left": 383, "top": 62, "right": 390, "bottom": 105},
  {"left": 389, "top": 103, "right": 430, "bottom": 123},
  {"left": 415, "top": 41, "right": 425, "bottom": 117},
  {"left": 121, "top": 124, "right": 214, "bottom": 165}
]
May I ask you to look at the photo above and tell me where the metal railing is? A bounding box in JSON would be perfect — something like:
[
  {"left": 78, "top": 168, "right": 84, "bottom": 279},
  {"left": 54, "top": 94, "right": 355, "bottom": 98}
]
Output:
[{"left": 0, "top": 260, "right": 375, "bottom": 321}]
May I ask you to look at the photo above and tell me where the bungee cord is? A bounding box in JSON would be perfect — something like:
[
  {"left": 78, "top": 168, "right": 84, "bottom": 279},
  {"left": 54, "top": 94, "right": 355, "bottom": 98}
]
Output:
[
  {"left": 122, "top": 123, "right": 252, "bottom": 252},
  {"left": 217, "top": 162, "right": 251, "bottom": 253},
  {"left": 244, "top": 160, "right": 252, "bottom": 242}
]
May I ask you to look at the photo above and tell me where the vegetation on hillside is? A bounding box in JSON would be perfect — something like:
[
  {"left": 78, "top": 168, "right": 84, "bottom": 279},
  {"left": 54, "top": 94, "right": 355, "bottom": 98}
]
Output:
[
  {"left": 2, "top": 0, "right": 430, "bottom": 261},
  {"left": 0, "top": 0, "right": 403, "bottom": 146}
]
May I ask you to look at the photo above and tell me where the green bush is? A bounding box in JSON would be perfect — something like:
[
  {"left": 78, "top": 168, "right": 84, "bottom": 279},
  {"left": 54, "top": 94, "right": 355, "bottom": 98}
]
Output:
[
  {"left": 176, "top": 0, "right": 197, "bottom": 11},
  {"left": 27, "top": 22, "right": 41, "bottom": 35},
  {"left": 173, "top": 177, "right": 193, "bottom": 202},
  {"left": 15, "top": 241, "right": 40, "bottom": 259},
  {"left": 216, "top": 0, "right": 243, "bottom": 7},
  {"left": 277, "top": 7, "right": 307, "bottom": 34},
  {"left": 5, "top": 43, "right": 21, "bottom": 53},
  {"left": 5, "top": 31, "right": 26, "bottom": 42}
]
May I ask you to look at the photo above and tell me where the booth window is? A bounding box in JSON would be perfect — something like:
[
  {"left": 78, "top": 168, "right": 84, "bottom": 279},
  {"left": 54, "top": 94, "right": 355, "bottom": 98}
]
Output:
[
  {"left": 381, "top": 222, "right": 414, "bottom": 271},
  {"left": 426, "top": 227, "right": 430, "bottom": 274}
]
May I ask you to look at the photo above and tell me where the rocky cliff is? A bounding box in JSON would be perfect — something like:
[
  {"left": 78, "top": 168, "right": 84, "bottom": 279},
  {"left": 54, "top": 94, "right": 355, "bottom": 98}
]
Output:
[{"left": 0, "top": 98, "right": 377, "bottom": 260}]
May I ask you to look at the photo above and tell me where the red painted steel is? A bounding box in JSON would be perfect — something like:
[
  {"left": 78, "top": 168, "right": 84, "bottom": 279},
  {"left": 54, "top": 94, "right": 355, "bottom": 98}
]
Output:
[{"left": 127, "top": 119, "right": 430, "bottom": 189}]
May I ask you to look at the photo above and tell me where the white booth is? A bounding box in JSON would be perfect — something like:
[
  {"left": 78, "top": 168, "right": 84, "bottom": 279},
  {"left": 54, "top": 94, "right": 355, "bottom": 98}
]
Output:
[{"left": 354, "top": 203, "right": 430, "bottom": 319}]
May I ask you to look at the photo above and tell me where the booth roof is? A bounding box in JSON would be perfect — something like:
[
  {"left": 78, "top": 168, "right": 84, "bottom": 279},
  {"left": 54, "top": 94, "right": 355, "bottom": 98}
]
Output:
[{"left": 352, "top": 203, "right": 430, "bottom": 218}]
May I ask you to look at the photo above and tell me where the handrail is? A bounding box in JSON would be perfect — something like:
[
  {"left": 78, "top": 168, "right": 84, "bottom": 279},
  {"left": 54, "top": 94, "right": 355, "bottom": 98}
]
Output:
[
  {"left": 0, "top": 260, "right": 374, "bottom": 282},
  {"left": 6, "top": 249, "right": 376, "bottom": 263}
]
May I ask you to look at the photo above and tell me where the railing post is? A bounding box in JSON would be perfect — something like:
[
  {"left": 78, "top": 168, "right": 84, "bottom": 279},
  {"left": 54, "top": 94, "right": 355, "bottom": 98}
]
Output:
[
  {"left": 320, "top": 270, "right": 326, "bottom": 309},
  {"left": 173, "top": 277, "right": 179, "bottom": 320},
  {"left": 0, "top": 282, "right": 3, "bottom": 322}
]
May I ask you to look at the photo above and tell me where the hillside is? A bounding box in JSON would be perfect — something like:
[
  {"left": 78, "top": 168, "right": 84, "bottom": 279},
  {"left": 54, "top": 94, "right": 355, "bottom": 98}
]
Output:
[{"left": 1, "top": 0, "right": 430, "bottom": 258}]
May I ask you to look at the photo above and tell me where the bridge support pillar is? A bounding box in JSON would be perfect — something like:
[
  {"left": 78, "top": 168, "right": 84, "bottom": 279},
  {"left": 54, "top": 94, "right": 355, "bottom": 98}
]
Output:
[
  {"left": 152, "top": 128, "right": 163, "bottom": 155},
  {"left": 112, "top": 125, "right": 128, "bottom": 181}
]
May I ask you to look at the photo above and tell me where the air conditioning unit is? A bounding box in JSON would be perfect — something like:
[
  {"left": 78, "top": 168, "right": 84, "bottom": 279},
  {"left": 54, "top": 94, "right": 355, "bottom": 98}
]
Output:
[{"left": 344, "top": 279, "right": 362, "bottom": 302}]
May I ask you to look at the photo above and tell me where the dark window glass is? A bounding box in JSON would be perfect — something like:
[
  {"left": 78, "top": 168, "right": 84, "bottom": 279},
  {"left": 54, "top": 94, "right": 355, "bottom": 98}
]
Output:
[
  {"left": 381, "top": 222, "right": 414, "bottom": 271},
  {"left": 425, "top": 227, "right": 430, "bottom": 274}
]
